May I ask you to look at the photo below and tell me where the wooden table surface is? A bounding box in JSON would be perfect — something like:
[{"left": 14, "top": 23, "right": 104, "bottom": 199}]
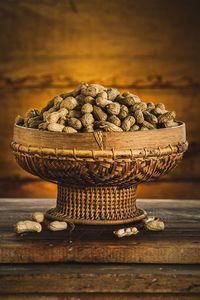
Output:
[{"left": 0, "top": 198, "right": 200, "bottom": 298}]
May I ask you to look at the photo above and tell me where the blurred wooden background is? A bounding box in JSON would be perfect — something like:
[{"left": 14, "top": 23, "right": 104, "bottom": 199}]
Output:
[{"left": 0, "top": 0, "right": 199, "bottom": 199}]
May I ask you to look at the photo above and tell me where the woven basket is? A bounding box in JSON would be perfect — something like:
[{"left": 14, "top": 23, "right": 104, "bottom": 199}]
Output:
[{"left": 11, "top": 122, "right": 188, "bottom": 225}]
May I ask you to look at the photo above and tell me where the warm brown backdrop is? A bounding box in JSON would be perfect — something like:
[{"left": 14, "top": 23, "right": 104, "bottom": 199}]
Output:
[{"left": 0, "top": 0, "right": 199, "bottom": 198}]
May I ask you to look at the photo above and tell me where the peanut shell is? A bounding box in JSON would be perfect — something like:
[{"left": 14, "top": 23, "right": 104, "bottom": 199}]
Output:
[
  {"left": 93, "top": 106, "right": 107, "bottom": 121},
  {"left": 108, "top": 115, "right": 121, "bottom": 127},
  {"left": 121, "top": 116, "right": 136, "bottom": 131},
  {"left": 95, "top": 121, "right": 123, "bottom": 132},
  {"left": 68, "top": 118, "right": 82, "bottom": 130},
  {"left": 133, "top": 109, "right": 144, "bottom": 124},
  {"left": 81, "top": 113, "right": 94, "bottom": 127},
  {"left": 106, "top": 102, "right": 121, "bottom": 115}
]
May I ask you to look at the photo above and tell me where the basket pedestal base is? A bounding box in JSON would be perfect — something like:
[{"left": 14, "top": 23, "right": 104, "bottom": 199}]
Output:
[{"left": 45, "top": 184, "right": 147, "bottom": 225}]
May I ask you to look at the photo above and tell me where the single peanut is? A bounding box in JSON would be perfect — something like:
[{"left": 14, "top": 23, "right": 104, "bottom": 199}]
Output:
[
  {"left": 82, "top": 124, "right": 94, "bottom": 132},
  {"left": 63, "top": 126, "right": 77, "bottom": 133},
  {"left": 81, "top": 113, "right": 94, "bottom": 127},
  {"left": 118, "top": 105, "right": 129, "bottom": 119},
  {"left": 142, "top": 120, "right": 155, "bottom": 129},
  {"left": 81, "top": 84, "right": 101, "bottom": 97},
  {"left": 93, "top": 106, "right": 107, "bottom": 121},
  {"left": 158, "top": 111, "right": 176, "bottom": 124},
  {"left": 108, "top": 115, "right": 121, "bottom": 127},
  {"left": 130, "top": 102, "right": 147, "bottom": 112},
  {"left": 143, "top": 111, "right": 158, "bottom": 124},
  {"left": 121, "top": 116, "right": 136, "bottom": 131},
  {"left": 106, "top": 102, "right": 121, "bottom": 115},
  {"left": 107, "top": 88, "right": 120, "bottom": 101},
  {"left": 147, "top": 102, "right": 155, "bottom": 111},
  {"left": 15, "top": 115, "right": 24, "bottom": 126},
  {"left": 84, "top": 95, "right": 95, "bottom": 104},
  {"left": 60, "top": 97, "right": 78, "bottom": 110},
  {"left": 130, "top": 124, "right": 140, "bottom": 131},
  {"left": 48, "top": 221, "right": 68, "bottom": 231},
  {"left": 134, "top": 109, "right": 144, "bottom": 124},
  {"left": 67, "top": 117, "right": 82, "bottom": 130},
  {"left": 47, "top": 123, "right": 65, "bottom": 132},
  {"left": 113, "top": 226, "right": 138, "bottom": 238},
  {"left": 95, "top": 121, "right": 123, "bottom": 132},
  {"left": 140, "top": 126, "right": 149, "bottom": 131},
  {"left": 96, "top": 96, "right": 112, "bottom": 107},
  {"left": 45, "top": 108, "right": 68, "bottom": 123},
  {"left": 32, "top": 212, "right": 44, "bottom": 223},
  {"left": 15, "top": 221, "right": 42, "bottom": 233},
  {"left": 143, "top": 216, "right": 165, "bottom": 231},
  {"left": 122, "top": 92, "right": 141, "bottom": 104},
  {"left": 81, "top": 103, "right": 93, "bottom": 114}
]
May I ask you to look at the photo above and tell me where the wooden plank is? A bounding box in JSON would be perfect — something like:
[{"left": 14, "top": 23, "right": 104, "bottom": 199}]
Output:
[
  {"left": 0, "top": 199, "right": 200, "bottom": 264},
  {"left": 0, "top": 263, "right": 200, "bottom": 294},
  {"left": 1, "top": 294, "right": 200, "bottom": 300},
  {"left": 0, "top": 0, "right": 200, "bottom": 83}
]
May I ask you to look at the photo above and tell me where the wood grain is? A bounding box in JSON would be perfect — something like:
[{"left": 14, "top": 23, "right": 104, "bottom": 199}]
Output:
[
  {"left": 1, "top": 294, "right": 200, "bottom": 300},
  {"left": 0, "top": 0, "right": 200, "bottom": 83},
  {"left": 0, "top": 263, "right": 200, "bottom": 294},
  {"left": 0, "top": 198, "right": 200, "bottom": 264}
]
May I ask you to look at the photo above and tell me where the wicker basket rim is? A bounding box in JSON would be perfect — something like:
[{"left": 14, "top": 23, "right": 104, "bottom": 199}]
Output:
[{"left": 11, "top": 140, "right": 188, "bottom": 160}]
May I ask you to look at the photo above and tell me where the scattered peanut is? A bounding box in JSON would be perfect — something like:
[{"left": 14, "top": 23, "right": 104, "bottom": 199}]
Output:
[
  {"left": 15, "top": 221, "right": 42, "bottom": 233},
  {"left": 32, "top": 212, "right": 44, "bottom": 223},
  {"left": 113, "top": 226, "right": 139, "bottom": 238},
  {"left": 48, "top": 221, "right": 68, "bottom": 231},
  {"left": 143, "top": 216, "right": 165, "bottom": 231}
]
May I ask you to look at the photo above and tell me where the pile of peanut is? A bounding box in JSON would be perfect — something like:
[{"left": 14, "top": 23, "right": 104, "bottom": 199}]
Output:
[{"left": 15, "top": 83, "right": 178, "bottom": 132}]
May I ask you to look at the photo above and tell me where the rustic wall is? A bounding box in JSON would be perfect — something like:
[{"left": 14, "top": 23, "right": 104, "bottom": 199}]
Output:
[{"left": 0, "top": 0, "right": 199, "bottom": 198}]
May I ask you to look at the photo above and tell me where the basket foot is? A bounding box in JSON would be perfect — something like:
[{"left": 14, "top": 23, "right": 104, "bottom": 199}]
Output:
[{"left": 45, "top": 184, "right": 147, "bottom": 225}]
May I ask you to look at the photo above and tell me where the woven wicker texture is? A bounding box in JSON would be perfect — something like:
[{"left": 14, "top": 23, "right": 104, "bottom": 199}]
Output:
[
  {"left": 45, "top": 185, "right": 146, "bottom": 224},
  {"left": 11, "top": 142, "right": 187, "bottom": 186}
]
